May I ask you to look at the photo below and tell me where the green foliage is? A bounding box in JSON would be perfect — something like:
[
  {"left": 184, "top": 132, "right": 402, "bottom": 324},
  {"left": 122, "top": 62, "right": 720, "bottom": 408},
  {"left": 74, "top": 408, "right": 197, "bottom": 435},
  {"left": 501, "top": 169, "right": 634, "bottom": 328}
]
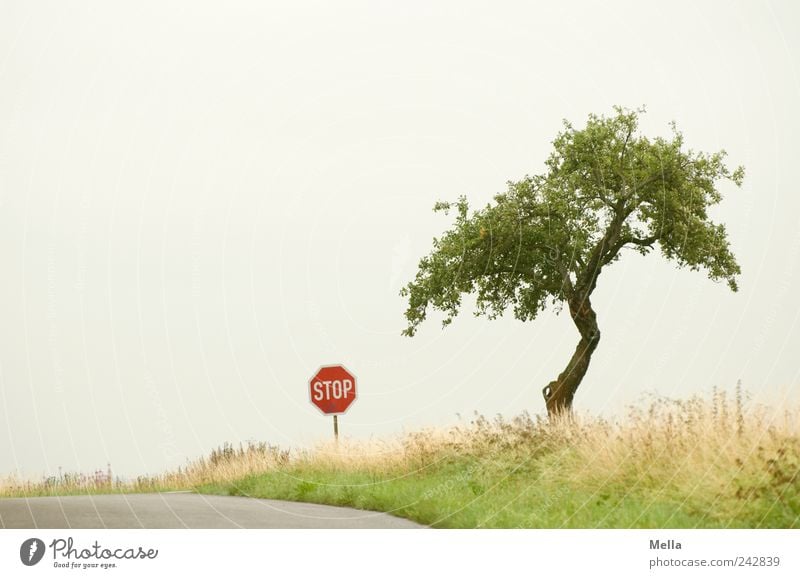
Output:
[
  {"left": 198, "top": 398, "right": 799, "bottom": 529},
  {"left": 401, "top": 106, "right": 743, "bottom": 336}
]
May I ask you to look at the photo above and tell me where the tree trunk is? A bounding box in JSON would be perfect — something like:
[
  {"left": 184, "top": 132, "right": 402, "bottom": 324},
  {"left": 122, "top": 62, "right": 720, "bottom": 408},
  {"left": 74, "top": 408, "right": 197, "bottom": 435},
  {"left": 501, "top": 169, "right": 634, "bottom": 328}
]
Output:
[{"left": 542, "top": 294, "right": 600, "bottom": 416}]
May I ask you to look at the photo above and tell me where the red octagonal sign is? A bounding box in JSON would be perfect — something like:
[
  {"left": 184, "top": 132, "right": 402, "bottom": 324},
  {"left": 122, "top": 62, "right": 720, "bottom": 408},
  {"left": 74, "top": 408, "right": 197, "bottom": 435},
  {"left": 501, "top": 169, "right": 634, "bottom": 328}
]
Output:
[{"left": 309, "top": 364, "right": 357, "bottom": 415}]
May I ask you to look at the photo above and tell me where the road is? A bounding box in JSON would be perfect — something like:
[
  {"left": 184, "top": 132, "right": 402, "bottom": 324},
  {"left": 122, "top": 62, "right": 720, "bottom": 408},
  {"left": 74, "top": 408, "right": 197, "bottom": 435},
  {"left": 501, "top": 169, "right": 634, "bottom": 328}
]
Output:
[{"left": 0, "top": 492, "right": 424, "bottom": 529}]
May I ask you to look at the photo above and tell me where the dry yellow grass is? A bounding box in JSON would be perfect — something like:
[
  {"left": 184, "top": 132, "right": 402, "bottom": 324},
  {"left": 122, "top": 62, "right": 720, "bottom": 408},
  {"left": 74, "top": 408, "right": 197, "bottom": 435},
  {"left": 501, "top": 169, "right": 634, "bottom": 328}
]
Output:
[
  {"left": 287, "top": 387, "right": 799, "bottom": 479},
  {"left": 0, "top": 442, "right": 289, "bottom": 497},
  {"left": 2, "top": 387, "right": 799, "bottom": 528},
  {"left": 195, "top": 388, "right": 799, "bottom": 528}
]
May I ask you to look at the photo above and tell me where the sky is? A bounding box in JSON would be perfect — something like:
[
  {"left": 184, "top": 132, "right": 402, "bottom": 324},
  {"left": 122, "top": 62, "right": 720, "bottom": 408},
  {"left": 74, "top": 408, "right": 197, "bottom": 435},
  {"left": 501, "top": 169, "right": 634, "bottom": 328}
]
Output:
[{"left": 1, "top": 0, "right": 799, "bottom": 478}]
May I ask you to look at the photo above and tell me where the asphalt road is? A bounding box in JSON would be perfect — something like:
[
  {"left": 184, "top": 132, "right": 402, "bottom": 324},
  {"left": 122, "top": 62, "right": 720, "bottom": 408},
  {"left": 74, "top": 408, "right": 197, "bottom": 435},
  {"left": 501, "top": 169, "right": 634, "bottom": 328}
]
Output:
[{"left": 0, "top": 492, "right": 424, "bottom": 529}]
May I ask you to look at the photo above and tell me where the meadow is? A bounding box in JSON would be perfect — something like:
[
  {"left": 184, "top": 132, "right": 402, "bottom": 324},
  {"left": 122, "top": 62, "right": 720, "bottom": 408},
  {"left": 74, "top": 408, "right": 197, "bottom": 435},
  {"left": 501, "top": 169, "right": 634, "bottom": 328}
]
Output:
[{"left": 2, "top": 388, "right": 798, "bottom": 528}]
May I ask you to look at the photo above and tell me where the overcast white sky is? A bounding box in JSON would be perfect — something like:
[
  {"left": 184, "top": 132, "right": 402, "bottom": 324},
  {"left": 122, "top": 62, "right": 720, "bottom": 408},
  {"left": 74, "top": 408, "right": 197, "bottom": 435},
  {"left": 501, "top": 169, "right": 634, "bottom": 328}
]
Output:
[{"left": 1, "top": 0, "right": 799, "bottom": 478}]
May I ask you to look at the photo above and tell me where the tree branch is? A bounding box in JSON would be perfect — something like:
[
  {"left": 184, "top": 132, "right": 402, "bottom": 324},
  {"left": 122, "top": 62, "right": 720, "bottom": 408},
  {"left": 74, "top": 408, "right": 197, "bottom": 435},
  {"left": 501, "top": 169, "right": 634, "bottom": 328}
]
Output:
[
  {"left": 555, "top": 260, "right": 575, "bottom": 297},
  {"left": 627, "top": 234, "right": 658, "bottom": 247},
  {"left": 599, "top": 232, "right": 659, "bottom": 267},
  {"left": 619, "top": 123, "right": 633, "bottom": 170},
  {"left": 578, "top": 197, "right": 638, "bottom": 292}
]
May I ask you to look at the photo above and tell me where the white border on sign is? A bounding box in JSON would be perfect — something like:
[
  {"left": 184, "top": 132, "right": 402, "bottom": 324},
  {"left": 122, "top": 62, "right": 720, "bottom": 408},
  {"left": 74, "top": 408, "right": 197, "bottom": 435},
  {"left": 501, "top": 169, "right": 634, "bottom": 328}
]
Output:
[{"left": 307, "top": 364, "right": 358, "bottom": 416}]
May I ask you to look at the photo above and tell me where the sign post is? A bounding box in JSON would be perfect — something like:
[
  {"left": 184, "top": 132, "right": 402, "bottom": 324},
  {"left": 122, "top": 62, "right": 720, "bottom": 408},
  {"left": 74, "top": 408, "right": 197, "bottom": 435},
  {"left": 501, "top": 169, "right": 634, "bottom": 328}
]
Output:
[{"left": 308, "top": 364, "right": 357, "bottom": 442}]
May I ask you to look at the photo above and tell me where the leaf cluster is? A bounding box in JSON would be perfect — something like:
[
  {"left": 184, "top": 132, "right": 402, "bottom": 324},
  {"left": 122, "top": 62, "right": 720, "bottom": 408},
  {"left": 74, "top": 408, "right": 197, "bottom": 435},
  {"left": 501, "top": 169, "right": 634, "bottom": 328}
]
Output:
[{"left": 401, "top": 106, "right": 743, "bottom": 336}]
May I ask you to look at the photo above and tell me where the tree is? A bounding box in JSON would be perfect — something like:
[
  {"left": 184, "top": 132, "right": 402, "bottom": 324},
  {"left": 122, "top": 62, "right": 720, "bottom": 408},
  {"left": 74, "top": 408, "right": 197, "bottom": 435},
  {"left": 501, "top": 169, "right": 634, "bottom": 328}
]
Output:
[{"left": 400, "top": 107, "right": 743, "bottom": 416}]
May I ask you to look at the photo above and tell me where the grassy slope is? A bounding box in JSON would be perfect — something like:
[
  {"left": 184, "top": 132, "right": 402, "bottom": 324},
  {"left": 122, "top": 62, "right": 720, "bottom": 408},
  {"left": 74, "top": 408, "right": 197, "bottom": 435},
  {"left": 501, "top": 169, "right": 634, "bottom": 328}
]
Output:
[
  {"left": 198, "top": 449, "right": 716, "bottom": 528},
  {"left": 0, "top": 442, "right": 284, "bottom": 499},
  {"left": 197, "top": 396, "right": 800, "bottom": 529},
  {"left": 4, "top": 393, "right": 798, "bottom": 528}
]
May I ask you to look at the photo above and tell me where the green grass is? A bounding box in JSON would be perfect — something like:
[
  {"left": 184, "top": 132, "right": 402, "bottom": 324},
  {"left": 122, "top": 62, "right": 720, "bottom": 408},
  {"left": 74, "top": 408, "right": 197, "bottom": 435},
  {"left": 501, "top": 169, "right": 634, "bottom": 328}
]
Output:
[
  {"left": 1, "top": 442, "right": 286, "bottom": 498},
  {"left": 0, "top": 475, "right": 193, "bottom": 498},
  {"left": 196, "top": 400, "right": 800, "bottom": 528},
  {"left": 5, "top": 392, "right": 799, "bottom": 528},
  {"left": 196, "top": 450, "right": 796, "bottom": 529}
]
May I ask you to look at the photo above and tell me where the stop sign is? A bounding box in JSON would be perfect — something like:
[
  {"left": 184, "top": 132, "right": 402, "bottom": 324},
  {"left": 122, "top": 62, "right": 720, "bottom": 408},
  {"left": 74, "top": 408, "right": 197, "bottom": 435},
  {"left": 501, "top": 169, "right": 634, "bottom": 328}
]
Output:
[{"left": 308, "top": 365, "right": 357, "bottom": 415}]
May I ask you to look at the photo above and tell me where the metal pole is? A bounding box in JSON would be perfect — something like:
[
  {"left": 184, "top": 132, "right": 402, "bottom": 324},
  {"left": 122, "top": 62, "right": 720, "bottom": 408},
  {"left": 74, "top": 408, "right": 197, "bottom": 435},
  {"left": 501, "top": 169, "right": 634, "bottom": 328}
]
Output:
[{"left": 333, "top": 415, "right": 339, "bottom": 443}]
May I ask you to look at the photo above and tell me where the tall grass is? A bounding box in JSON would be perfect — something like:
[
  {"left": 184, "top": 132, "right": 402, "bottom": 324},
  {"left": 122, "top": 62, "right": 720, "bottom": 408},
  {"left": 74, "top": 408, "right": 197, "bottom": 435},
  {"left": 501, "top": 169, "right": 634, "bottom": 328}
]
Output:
[
  {"left": 2, "top": 389, "right": 798, "bottom": 527},
  {"left": 1, "top": 466, "right": 115, "bottom": 497},
  {"left": 0, "top": 442, "right": 288, "bottom": 497},
  {"left": 204, "top": 388, "right": 800, "bottom": 528}
]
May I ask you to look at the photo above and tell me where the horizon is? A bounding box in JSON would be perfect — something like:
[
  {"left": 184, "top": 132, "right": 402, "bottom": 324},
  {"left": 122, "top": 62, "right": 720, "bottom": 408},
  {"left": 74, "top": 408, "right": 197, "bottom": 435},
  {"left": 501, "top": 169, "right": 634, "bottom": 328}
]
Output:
[{"left": 2, "top": 0, "right": 799, "bottom": 478}]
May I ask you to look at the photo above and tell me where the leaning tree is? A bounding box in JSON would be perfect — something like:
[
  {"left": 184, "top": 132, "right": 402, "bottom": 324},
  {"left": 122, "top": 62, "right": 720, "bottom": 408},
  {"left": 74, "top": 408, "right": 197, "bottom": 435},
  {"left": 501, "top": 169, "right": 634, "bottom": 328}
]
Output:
[{"left": 400, "top": 107, "right": 743, "bottom": 416}]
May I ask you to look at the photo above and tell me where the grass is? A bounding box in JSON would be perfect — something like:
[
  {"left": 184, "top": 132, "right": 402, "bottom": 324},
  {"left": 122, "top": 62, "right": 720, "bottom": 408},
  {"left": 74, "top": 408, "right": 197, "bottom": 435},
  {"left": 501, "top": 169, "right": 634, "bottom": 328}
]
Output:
[
  {"left": 0, "top": 442, "right": 288, "bottom": 498},
  {"left": 3, "top": 388, "right": 799, "bottom": 528}
]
